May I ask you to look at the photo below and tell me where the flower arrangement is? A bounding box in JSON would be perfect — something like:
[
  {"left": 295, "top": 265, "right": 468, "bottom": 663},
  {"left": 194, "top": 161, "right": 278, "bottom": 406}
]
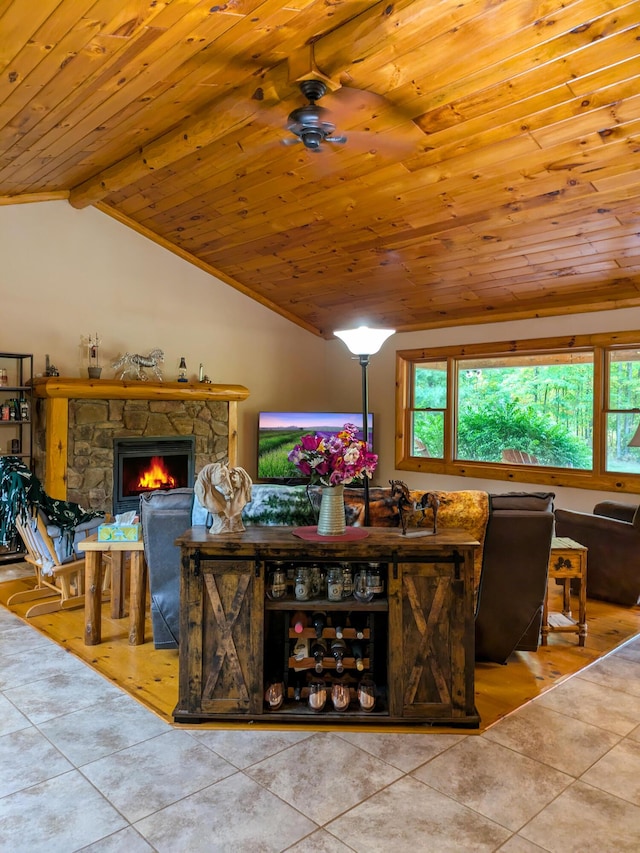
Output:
[{"left": 288, "top": 423, "right": 378, "bottom": 486}]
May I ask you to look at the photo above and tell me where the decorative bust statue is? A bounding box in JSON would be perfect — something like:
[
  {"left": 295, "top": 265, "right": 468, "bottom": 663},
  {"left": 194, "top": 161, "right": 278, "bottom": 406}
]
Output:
[{"left": 195, "top": 462, "right": 253, "bottom": 534}]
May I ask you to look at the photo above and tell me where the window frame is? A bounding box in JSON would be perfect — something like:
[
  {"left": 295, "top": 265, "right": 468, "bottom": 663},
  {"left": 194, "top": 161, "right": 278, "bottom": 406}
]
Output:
[{"left": 395, "top": 330, "right": 640, "bottom": 495}]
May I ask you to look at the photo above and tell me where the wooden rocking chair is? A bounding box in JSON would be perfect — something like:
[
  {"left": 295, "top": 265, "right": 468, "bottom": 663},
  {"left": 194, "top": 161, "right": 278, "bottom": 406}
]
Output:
[{"left": 8, "top": 511, "right": 109, "bottom": 618}]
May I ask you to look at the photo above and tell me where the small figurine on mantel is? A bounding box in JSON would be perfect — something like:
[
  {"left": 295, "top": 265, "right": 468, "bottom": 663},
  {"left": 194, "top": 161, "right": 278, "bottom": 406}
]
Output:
[
  {"left": 198, "top": 363, "right": 212, "bottom": 384},
  {"left": 195, "top": 462, "right": 253, "bottom": 534},
  {"left": 178, "top": 357, "right": 188, "bottom": 382},
  {"left": 44, "top": 355, "right": 59, "bottom": 377},
  {"left": 87, "top": 332, "right": 102, "bottom": 379},
  {"left": 112, "top": 348, "right": 164, "bottom": 381}
]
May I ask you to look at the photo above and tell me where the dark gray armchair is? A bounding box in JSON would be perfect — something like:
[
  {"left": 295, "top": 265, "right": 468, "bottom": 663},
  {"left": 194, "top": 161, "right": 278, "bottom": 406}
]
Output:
[{"left": 140, "top": 488, "right": 194, "bottom": 650}]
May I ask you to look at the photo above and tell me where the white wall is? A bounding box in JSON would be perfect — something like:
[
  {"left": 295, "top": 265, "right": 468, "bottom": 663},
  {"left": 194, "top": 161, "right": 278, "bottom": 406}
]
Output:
[
  {"left": 0, "top": 201, "right": 328, "bottom": 472},
  {"left": 2, "top": 200, "right": 639, "bottom": 511}
]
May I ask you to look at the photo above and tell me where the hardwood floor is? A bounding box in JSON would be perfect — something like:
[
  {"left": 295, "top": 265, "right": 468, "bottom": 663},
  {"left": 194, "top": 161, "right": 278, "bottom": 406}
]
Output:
[{"left": 2, "top": 567, "right": 639, "bottom": 733}]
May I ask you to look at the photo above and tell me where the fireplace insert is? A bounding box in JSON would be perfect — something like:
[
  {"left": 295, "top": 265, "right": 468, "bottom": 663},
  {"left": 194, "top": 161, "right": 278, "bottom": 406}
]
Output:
[{"left": 113, "top": 436, "right": 195, "bottom": 515}]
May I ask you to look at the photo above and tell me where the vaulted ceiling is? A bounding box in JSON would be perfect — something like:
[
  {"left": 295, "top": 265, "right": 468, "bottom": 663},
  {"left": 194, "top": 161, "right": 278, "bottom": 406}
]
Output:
[{"left": 1, "top": 0, "right": 639, "bottom": 337}]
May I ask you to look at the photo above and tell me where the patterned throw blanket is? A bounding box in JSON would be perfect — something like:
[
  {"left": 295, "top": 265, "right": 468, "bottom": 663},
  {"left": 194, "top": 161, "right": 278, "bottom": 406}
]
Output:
[
  {"left": 241, "top": 484, "right": 489, "bottom": 592},
  {"left": 346, "top": 486, "right": 490, "bottom": 592},
  {"left": 0, "top": 456, "right": 103, "bottom": 547}
]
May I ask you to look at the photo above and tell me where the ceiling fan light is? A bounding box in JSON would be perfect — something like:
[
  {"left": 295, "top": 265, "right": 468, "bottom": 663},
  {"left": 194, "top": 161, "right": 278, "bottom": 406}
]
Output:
[{"left": 301, "top": 129, "right": 323, "bottom": 150}]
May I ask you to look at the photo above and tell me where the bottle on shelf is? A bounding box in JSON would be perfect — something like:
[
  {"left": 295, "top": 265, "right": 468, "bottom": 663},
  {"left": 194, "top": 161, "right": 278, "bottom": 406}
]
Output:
[
  {"left": 341, "top": 563, "right": 354, "bottom": 598},
  {"left": 351, "top": 640, "right": 366, "bottom": 672},
  {"left": 290, "top": 611, "right": 308, "bottom": 635},
  {"left": 310, "top": 638, "right": 328, "bottom": 673},
  {"left": 349, "top": 611, "right": 368, "bottom": 640},
  {"left": 330, "top": 638, "right": 347, "bottom": 674},
  {"left": 293, "top": 678, "right": 303, "bottom": 702},
  {"left": 311, "top": 610, "right": 326, "bottom": 638},
  {"left": 367, "top": 562, "right": 384, "bottom": 595},
  {"left": 292, "top": 636, "right": 308, "bottom": 664},
  {"left": 333, "top": 617, "right": 345, "bottom": 639}
]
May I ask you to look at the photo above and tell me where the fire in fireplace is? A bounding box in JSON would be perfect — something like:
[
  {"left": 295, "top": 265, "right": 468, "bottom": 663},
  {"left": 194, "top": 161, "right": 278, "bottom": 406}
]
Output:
[{"left": 113, "top": 436, "right": 195, "bottom": 515}]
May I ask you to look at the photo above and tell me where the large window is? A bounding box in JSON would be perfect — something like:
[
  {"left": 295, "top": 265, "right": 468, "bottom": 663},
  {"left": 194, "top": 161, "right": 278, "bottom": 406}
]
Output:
[{"left": 396, "top": 332, "right": 640, "bottom": 494}]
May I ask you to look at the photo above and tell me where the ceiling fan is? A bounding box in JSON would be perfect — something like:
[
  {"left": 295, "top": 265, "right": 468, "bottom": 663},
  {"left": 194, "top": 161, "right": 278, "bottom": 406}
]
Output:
[{"left": 283, "top": 79, "right": 348, "bottom": 151}]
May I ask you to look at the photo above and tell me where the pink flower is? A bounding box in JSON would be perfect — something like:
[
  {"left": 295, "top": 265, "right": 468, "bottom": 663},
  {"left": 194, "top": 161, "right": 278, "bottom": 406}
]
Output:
[{"left": 288, "top": 424, "right": 377, "bottom": 486}]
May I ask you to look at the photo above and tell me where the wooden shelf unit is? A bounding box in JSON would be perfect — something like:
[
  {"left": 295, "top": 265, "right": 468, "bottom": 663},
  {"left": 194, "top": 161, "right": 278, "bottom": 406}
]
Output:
[{"left": 0, "top": 352, "right": 33, "bottom": 563}]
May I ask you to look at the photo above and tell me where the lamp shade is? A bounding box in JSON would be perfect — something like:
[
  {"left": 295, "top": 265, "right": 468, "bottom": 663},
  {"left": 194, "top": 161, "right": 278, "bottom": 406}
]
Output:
[
  {"left": 334, "top": 326, "right": 395, "bottom": 355},
  {"left": 628, "top": 423, "right": 640, "bottom": 447}
]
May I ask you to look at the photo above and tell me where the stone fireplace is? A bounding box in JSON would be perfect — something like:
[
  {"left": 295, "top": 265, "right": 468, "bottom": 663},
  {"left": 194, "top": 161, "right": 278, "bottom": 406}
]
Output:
[{"left": 31, "top": 377, "right": 249, "bottom": 515}]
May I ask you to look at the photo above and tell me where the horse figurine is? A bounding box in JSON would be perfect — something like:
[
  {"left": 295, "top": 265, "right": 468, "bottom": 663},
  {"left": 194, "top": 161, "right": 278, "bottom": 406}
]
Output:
[
  {"left": 389, "top": 479, "right": 440, "bottom": 535},
  {"left": 112, "top": 348, "right": 164, "bottom": 381},
  {"left": 195, "top": 462, "right": 253, "bottom": 534}
]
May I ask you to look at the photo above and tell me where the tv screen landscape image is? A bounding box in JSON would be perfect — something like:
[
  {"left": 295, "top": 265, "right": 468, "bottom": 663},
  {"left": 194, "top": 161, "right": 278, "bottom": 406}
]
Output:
[{"left": 257, "top": 411, "right": 374, "bottom": 483}]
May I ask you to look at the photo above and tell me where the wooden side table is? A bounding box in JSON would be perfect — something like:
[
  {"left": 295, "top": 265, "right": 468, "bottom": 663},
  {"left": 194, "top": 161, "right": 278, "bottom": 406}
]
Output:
[
  {"left": 542, "top": 536, "right": 587, "bottom": 646},
  {"left": 78, "top": 534, "right": 147, "bottom": 646}
]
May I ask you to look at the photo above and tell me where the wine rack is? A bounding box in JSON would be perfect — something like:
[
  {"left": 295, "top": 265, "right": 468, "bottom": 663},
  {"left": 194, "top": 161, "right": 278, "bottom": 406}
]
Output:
[
  {"left": 174, "top": 526, "right": 480, "bottom": 727},
  {"left": 260, "top": 556, "right": 388, "bottom": 716}
]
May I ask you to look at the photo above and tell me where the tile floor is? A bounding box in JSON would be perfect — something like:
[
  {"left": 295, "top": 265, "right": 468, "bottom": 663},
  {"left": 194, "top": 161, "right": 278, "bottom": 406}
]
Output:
[{"left": 1, "top": 600, "right": 640, "bottom": 852}]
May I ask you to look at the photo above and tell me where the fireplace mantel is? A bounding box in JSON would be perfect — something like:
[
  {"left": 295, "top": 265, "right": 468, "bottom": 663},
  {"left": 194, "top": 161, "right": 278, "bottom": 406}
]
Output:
[
  {"left": 31, "top": 377, "right": 249, "bottom": 402},
  {"left": 31, "top": 377, "right": 249, "bottom": 501}
]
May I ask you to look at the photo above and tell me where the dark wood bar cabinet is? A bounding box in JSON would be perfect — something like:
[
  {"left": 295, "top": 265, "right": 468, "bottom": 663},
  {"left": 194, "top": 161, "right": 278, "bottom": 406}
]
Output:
[{"left": 174, "top": 526, "right": 480, "bottom": 727}]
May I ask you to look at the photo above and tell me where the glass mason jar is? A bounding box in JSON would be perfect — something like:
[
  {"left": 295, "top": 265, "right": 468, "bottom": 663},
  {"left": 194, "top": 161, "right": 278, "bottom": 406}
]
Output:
[
  {"left": 266, "top": 562, "right": 287, "bottom": 599},
  {"left": 295, "top": 566, "right": 311, "bottom": 601},
  {"left": 367, "top": 562, "right": 384, "bottom": 596},
  {"left": 327, "top": 566, "right": 343, "bottom": 601}
]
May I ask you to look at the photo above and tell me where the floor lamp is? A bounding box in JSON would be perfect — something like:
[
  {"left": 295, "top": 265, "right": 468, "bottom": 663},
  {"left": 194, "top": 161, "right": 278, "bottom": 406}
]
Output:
[{"left": 334, "top": 326, "right": 395, "bottom": 526}]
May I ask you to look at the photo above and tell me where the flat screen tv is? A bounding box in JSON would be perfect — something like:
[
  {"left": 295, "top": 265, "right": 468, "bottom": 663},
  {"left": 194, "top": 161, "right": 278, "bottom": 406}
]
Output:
[{"left": 257, "top": 411, "right": 374, "bottom": 484}]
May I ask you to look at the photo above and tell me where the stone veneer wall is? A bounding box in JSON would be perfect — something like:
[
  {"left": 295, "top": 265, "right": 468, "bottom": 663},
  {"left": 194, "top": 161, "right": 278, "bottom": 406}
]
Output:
[{"left": 35, "top": 398, "right": 229, "bottom": 514}]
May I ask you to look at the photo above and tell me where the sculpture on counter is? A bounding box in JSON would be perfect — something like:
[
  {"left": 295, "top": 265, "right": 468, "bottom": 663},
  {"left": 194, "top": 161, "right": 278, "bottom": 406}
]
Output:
[
  {"left": 112, "top": 348, "right": 164, "bottom": 381},
  {"left": 195, "top": 462, "right": 253, "bottom": 534},
  {"left": 389, "top": 479, "right": 440, "bottom": 535}
]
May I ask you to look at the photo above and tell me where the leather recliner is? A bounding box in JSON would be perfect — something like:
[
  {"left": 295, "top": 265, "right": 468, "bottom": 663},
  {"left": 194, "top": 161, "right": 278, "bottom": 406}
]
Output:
[
  {"left": 555, "top": 501, "right": 640, "bottom": 606},
  {"left": 474, "top": 492, "right": 555, "bottom": 664}
]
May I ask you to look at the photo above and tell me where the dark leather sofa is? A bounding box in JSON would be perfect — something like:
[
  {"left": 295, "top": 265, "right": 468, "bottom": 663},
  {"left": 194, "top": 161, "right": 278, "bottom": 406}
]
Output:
[
  {"left": 140, "top": 485, "right": 555, "bottom": 663},
  {"left": 555, "top": 500, "right": 640, "bottom": 606}
]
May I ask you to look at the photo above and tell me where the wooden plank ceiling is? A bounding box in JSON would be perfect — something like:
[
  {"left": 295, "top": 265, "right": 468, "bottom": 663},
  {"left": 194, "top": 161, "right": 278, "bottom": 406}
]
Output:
[{"left": 1, "top": 0, "right": 639, "bottom": 337}]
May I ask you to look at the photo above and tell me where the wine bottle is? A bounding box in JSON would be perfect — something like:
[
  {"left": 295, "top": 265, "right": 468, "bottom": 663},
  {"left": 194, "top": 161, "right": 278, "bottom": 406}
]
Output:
[
  {"left": 331, "top": 638, "right": 347, "bottom": 674},
  {"left": 292, "top": 637, "right": 308, "bottom": 662},
  {"left": 293, "top": 678, "right": 302, "bottom": 702},
  {"left": 310, "top": 638, "right": 328, "bottom": 673},
  {"left": 349, "top": 612, "right": 367, "bottom": 639},
  {"left": 333, "top": 618, "right": 344, "bottom": 639},
  {"left": 291, "top": 611, "right": 308, "bottom": 635},
  {"left": 351, "top": 640, "right": 366, "bottom": 672},
  {"left": 311, "top": 610, "right": 326, "bottom": 638}
]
